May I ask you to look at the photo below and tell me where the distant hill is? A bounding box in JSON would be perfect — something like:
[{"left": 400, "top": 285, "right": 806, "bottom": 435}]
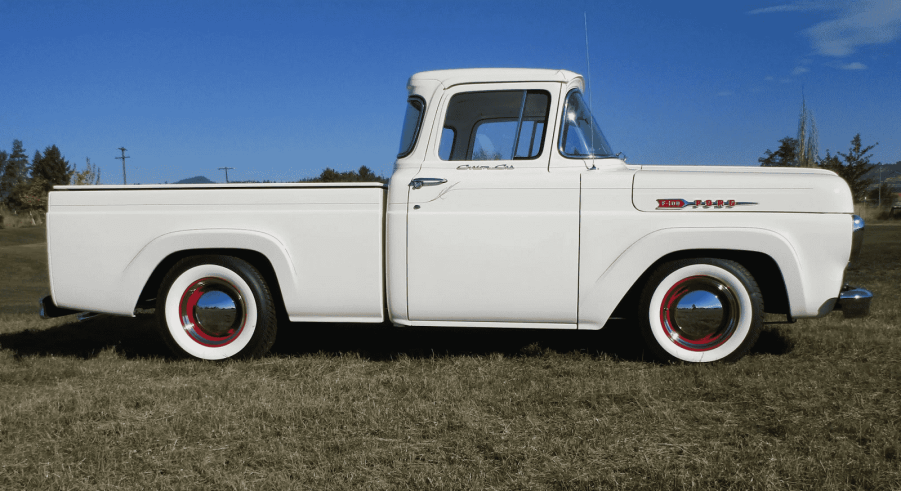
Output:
[
  {"left": 866, "top": 162, "right": 901, "bottom": 192},
  {"left": 866, "top": 162, "right": 901, "bottom": 180},
  {"left": 173, "top": 176, "right": 214, "bottom": 184}
]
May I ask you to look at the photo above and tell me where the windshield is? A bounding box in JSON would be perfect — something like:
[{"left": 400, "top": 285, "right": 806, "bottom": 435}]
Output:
[
  {"left": 558, "top": 90, "right": 614, "bottom": 158},
  {"left": 397, "top": 97, "right": 425, "bottom": 158}
]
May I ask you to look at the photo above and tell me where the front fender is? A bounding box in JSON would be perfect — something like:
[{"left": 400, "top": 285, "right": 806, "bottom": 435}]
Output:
[{"left": 578, "top": 227, "right": 803, "bottom": 330}]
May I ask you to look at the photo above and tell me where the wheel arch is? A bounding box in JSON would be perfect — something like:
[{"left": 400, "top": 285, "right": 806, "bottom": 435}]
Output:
[
  {"left": 123, "top": 229, "right": 296, "bottom": 319},
  {"left": 136, "top": 248, "right": 288, "bottom": 319},
  {"left": 609, "top": 249, "right": 789, "bottom": 319},
  {"left": 579, "top": 227, "right": 801, "bottom": 330}
]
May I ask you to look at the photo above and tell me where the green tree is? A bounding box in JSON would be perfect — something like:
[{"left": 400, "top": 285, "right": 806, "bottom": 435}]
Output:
[
  {"left": 759, "top": 137, "right": 798, "bottom": 167},
  {"left": 300, "top": 165, "right": 387, "bottom": 183},
  {"left": 0, "top": 150, "right": 9, "bottom": 200},
  {"left": 71, "top": 157, "right": 102, "bottom": 185},
  {"left": 1, "top": 140, "right": 30, "bottom": 198},
  {"left": 5, "top": 175, "right": 50, "bottom": 213},
  {"left": 31, "top": 145, "right": 72, "bottom": 191},
  {"left": 31, "top": 149, "right": 42, "bottom": 176},
  {"left": 9, "top": 140, "right": 30, "bottom": 180},
  {"left": 820, "top": 134, "right": 877, "bottom": 202},
  {"left": 357, "top": 165, "right": 378, "bottom": 181}
]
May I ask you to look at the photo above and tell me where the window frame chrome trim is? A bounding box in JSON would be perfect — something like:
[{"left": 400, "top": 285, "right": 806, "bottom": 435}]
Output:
[
  {"left": 557, "top": 88, "right": 614, "bottom": 160},
  {"left": 437, "top": 89, "right": 551, "bottom": 162},
  {"left": 510, "top": 90, "right": 528, "bottom": 160}
]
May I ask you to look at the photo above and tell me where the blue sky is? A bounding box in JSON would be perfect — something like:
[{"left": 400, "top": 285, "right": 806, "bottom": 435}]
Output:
[{"left": 1, "top": 0, "right": 898, "bottom": 184}]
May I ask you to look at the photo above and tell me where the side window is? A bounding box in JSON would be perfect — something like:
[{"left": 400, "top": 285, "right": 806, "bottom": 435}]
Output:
[
  {"left": 472, "top": 120, "right": 517, "bottom": 160},
  {"left": 438, "top": 127, "right": 455, "bottom": 160},
  {"left": 440, "top": 90, "right": 549, "bottom": 161},
  {"left": 397, "top": 97, "right": 425, "bottom": 158}
]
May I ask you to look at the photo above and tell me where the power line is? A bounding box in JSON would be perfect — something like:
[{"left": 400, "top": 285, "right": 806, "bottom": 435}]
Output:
[
  {"left": 218, "top": 167, "right": 235, "bottom": 183},
  {"left": 115, "top": 147, "right": 130, "bottom": 184}
]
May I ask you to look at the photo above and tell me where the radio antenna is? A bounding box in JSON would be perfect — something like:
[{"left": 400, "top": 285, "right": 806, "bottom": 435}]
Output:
[{"left": 584, "top": 11, "right": 596, "bottom": 169}]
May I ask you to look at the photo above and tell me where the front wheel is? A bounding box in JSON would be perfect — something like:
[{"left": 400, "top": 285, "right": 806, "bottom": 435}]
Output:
[
  {"left": 156, "top": 255, "right": 277, "bottom": 360},
  {"left": 638, "top": 258, "right": 763, "bottom": 363}
]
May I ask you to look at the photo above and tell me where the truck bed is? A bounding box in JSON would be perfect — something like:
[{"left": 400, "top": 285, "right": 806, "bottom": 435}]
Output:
[{"left": 47, "top": 183, "right": 387, "bottom": 322}]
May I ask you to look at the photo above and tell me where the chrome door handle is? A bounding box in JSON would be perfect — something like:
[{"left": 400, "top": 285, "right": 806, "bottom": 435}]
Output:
[{"left": 409, "top": 178, "right": 447, "bottom": 189}]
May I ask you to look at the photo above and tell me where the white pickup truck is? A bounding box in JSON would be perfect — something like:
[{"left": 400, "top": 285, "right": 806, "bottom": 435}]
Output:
[{"left": 41, "top": 68, "right": 871, "bottom": 363}]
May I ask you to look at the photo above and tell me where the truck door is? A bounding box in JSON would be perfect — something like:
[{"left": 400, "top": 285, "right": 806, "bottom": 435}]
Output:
[{"left": 406, "top": 82, "right": 580, "bottom": 325}]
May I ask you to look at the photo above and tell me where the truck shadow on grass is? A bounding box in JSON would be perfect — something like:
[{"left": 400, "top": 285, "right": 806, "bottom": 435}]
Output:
[
  {"left": 0, "top": 315, "right": 167, "bottom": 360},
  {"left": 273, "top": 319, "right": 797, "bottom": 362},
  {"left": 0, "top": 315, "right": 796, "bottom": 361},
  {"left": 272, "top": 320, "right": 654, "bottom": 361}
]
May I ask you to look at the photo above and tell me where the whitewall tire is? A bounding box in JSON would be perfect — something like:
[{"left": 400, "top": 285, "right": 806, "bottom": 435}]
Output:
[
  {"left": 639, "top": 258, "right": 763, "bottom": 363},
  {"left": 156, "top": 255, "right": 277, "bottom": 360}
]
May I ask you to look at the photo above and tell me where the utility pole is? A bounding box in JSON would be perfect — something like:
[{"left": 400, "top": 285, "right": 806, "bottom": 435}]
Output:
[
  {"left": 218, "top": 167, "right": 234, "bottom": 183},
  {"left": 880, "top": 166, "right": 884, "bottom": 208},
  {"left": 116, "top": 147, "right": 130, "bottom": 184}
]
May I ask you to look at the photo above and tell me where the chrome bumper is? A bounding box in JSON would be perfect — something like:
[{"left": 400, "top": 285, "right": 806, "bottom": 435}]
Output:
[{"left": 834, "top": 285, "right": 873, "bottom": 319}]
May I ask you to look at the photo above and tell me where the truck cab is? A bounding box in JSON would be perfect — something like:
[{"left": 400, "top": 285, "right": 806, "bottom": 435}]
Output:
[{"left": 388, "top": 69, "right": 594, "bottom": 328}]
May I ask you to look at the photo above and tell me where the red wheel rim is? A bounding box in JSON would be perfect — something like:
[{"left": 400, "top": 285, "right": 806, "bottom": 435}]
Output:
[
  {"left": 178, "top": 277, "right": 247, "bottom": 348},
  {"left": 659, "top": 275, "right": 740, "bottom": 352}
]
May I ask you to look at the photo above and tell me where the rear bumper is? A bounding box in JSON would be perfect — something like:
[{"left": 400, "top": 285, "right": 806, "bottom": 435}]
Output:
[
  {"left": 39, "top": 295, "right": 81, "bottom": 319},
  {"left": 834, "top": 285, "right": 873, "bottom": 318}
]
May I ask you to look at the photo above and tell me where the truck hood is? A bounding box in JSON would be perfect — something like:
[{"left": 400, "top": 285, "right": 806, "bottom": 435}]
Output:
[{"left": 632, "top": 165, "right": 853, "bottom": 213}]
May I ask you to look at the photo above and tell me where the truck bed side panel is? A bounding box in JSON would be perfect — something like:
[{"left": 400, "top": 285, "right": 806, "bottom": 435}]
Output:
[{"left": 47, "top": 186, "right": 386, "bottom": 322}]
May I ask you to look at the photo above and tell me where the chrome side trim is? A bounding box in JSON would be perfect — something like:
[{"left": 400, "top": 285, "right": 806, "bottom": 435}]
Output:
[
  {"left": 655, "top": 199, "right": 758, "bottom": 210},
  {"left": 409, "top": 178, "right": 447, "bottom": 190},
  {"left": 456, "top": 164, "right": 514, "bottom": 170},
  {"left": 397, "top": 96, "right": 426, "bottom": 159}
]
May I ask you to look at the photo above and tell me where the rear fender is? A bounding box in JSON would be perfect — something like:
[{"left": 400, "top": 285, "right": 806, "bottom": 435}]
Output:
[{"left": 122, "top": 229, "right": 296, "bottom": 315}]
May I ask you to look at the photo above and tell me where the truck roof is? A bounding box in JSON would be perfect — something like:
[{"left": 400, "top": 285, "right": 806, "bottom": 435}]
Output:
[{"left": 408, "top": 68, "right": 581, "bottom": 88}]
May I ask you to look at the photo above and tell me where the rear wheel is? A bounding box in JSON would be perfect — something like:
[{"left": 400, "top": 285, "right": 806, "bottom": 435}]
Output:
[
  {"left": 639, "top": 258, "right": 763, "bottom": 363},
  {"left": 156, "top": 255, "right": 277, "bottom": 360}
]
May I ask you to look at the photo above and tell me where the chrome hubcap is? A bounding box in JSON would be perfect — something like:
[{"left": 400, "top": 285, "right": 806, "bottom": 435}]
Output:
[
  {"left": 179, "top": 277, "right": 246, "bottom": 347},
  {"left": 661, "top": 276, "right": 740, "bottom": 352},
  {"left": 194, "top": 290, "right": 239, "bottom": 336}
]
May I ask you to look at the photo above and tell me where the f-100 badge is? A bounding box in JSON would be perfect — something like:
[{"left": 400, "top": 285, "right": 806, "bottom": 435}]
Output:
[{"left": 656, "top": 199, "right": 758, "bottom": 209}]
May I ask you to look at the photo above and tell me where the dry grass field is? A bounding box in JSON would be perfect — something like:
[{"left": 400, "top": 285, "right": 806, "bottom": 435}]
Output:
[
  {"left": 1, "top": 223, "right": 899, "bottom": 490},
  {"left": 0, "top": 226, "right": 49, "bottom": 314}
]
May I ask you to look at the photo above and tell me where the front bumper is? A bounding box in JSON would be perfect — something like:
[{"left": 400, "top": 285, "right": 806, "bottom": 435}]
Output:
[
  {"left": 834, "top": 285, "right": 873, "bottom": 318},
  {"left": 832, "top": 215, "right": 872, "bottom": 318}
]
